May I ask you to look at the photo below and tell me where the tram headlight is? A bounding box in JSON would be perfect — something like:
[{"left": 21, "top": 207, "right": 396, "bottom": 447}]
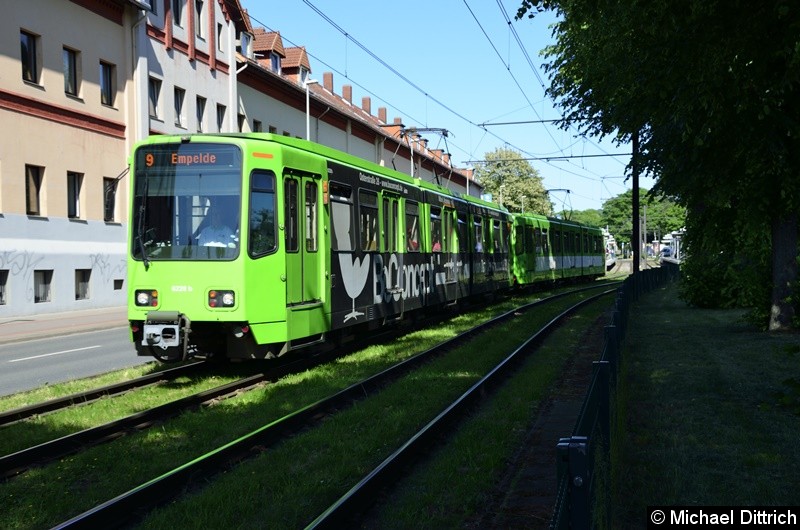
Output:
[
  {"left": 208, "top": 290, "right": 235, "bottom": 308},
  {"left": 135, "top": 290, "right": 158, "bottom": 307}
]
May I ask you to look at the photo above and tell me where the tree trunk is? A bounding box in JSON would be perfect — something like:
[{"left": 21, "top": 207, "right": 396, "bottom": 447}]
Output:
[{"left": 769, "top": 212, "right": 798, "bottom": 330}]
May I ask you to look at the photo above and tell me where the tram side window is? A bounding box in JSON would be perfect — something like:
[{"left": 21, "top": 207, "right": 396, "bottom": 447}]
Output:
[
  {"left": 515, "top": 225, "right": 525, "bottom": 255},
  {"left": 431, "top": 206, "right": 442, "bottom": 252},
  {"left": 305, "top": 182, "right": 317, "bottom": 252},
  {"left": 249, "top": 170, "right": 276, "bottom": 257},
  {"left": 493, "top": 220, "right": 501, "bottom": 252},
  {"left": 284, "top": 179, "right": 298, "bottom": 252},
  {"left": 405, "top": 201, "right": 420, "bottom": 252},
  {"left": 359, "top": 190, "right": 379, "bottom": 251},
  {"left": 473, "top": 216, "right": 484, "bottom": 252},
  {"left": 542, "top": 229, "right": 549, "bottom": 256},
  {"left": 457, "top": 214, "right": 468, "bottom": 253},
  {"left": 329, "top": 182, "right": 354, "bottom": 252},
  {"left": 524, "top": 226, "right": 535, "bottom": 254}
]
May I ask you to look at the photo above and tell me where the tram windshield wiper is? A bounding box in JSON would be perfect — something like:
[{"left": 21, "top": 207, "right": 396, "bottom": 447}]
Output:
[{"left": 136, "top": 171, "right": 151, "bottom": 271}]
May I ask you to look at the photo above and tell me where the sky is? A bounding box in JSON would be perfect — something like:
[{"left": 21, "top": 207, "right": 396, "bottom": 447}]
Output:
[{"left": 244, "top": 0, "right": 653, "bottom": 212}]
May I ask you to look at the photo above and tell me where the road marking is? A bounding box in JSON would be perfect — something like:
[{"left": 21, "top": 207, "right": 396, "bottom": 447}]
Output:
[{"left": 8, "top": 345, "right": 102, "bottom": 363}]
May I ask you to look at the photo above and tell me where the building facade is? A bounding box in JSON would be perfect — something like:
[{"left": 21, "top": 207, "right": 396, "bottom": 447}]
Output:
[{"left": 0, "top": 0, "right": 479, "bottom": 318}]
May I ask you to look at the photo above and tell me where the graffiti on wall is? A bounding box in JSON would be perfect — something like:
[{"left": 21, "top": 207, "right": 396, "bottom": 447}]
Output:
[
  {"left": 0, "top": 250, "right": 44, "bottom": 302},
  {"left": 89, "top": 253, "right": 126, "bottom": 285}
]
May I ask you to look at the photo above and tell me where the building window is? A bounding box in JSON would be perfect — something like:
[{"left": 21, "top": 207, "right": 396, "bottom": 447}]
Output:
[
  {"left": 67, "top": 171, "right": 83, "bottom": 219},
  {"left": 172, "top": 0, "right": 183, "bottom": 27},
  {"left": 253, "top": 119, "right": 262, "bottom": 132},
  {"left": 104, "top": 177, "right": 117, "bottom": 222},
  {"left": 217, "top": 23, "right": 224, "bottom": 50},
  {"left": 34, "top": 270, "right": 53, "bottom": 303},
  {"left": 20, "top": 30, "right": 39, "bottom": 83},
  {"left": 270, "top": 52, "right": 280, "bottom": 73},
  {"left": 237, "top": 113, "right": 245, "bottom": 132},
  {"left": 0, "top": 270, "right": 8, "bottom": 305},
  {"left": 100, "top": 61, "right": 115, "bottom": 106},
  {"left": 194, "top": 0, "right": 204, "bottom": 38},
  {"left": 63, "top": 47, "right": 79, "bottom": 96},
  {"left": 75, "top": 269, "right": 91, "bottom": 300},
  {"left": 114, "top": 279, "right": 124, "bottom": 290},
  {"left": 25, "top": 164, "right": 44, "bottom": 216},
  {"left": 300, "top": 68, "right": 309, "bottom": 85},
  {"left": 148, "top": 77, "right": 161, "bottom": 118},
  {"left": 216, "top": 103, "right": 226, "bottom": 131},
  {"left": 238, "top": 31, "right": 252, "bottom": 58},
  {"left": 174, "top": 87, "right": 186, "bottom": 127},
  {"left": 268, "top": 125, "right": 277, "bottom": 134},
  {"left": 196, "top": 96, "right": 206, "bottom": 132}
]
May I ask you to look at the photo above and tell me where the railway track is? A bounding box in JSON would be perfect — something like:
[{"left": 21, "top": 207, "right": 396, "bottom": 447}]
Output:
[
  {"left": 307, "top": 290, "right": 614, "bottom": 528},
  {"left": 0, "top": 362, "right": 206, "bottom": 427},
  {"left": 31, "top": 283, "right": 616, "bottom": 529}
]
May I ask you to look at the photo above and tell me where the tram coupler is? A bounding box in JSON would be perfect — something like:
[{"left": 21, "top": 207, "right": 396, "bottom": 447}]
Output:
[{"left": 143, "top": 311, "right": 192, "bottom": 361}]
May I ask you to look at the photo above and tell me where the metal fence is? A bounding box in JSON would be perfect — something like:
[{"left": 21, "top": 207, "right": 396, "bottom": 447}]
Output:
[{"left": 550, "top": 263, "right": 680, "bottom": 529}]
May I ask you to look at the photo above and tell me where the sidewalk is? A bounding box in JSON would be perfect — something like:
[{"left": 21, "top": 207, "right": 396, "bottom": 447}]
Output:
[{"left": 0, "top": 306, "right": 129, "bottom": 345}]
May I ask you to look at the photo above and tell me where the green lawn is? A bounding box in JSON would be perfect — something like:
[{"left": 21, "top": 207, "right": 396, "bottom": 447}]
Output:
[{"left": 613, "top": 282, "right": 800, "bottom": 528}]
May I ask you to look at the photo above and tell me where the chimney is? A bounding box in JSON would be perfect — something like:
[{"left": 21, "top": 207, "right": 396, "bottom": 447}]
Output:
[
  {"left": 323, "top": 71, "right": 333, "bottom": 92},
  {"left": 378, "top": 107, "right": 387, "bottom": 123},
  {"left": 443, "top": 153, "right": 451, "bottom": 166},
  {"left": 362, "top": 96, "right": 371, "bottom": 115},
  {"left": 432, "top": 149, "right": 443, "bottom": 161},
  {"left": 384, "top": 116, "right": 405, "bottom": 138},
  {"left": 343, "top": 85, "right": 352, "bottom": 104}
]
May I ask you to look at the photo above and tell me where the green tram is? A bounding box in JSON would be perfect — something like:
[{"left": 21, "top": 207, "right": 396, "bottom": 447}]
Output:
[{"left": 127, "top": 133, "right": 603, "bottom": 362}]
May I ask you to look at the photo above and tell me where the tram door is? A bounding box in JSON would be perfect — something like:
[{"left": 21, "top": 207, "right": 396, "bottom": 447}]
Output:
[
  {"left": 381, "top": 193, "right": 402, "bottom": 300},
  {"left": 284, "top": 171, "right": 321, "bottom": 305}
]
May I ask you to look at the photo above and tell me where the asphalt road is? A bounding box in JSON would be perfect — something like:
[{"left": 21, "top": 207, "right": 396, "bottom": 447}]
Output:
[{"left": 0, "top": 327, "right": 152, "bottom": 398}]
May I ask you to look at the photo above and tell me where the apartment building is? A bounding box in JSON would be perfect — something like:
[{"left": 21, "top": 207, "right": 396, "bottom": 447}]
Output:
[
  {"left": 0, "top": 0, "right": 478, "bottom": 318},
  {"left": 0, "top": 0, "right": 145, "bottom": 317}
]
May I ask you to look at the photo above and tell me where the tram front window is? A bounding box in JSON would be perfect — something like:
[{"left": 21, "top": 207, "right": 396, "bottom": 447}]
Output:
[{"left": 132, "top": 143, "right": 242, "bottom": 261}]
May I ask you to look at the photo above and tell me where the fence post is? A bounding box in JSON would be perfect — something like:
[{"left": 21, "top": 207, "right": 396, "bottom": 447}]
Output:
[
  {"left": 556, "top": 436, "right": 591, "bottom": 529},
  {"left": 595, "top": 360, "right": 611, "bottom": 439}
]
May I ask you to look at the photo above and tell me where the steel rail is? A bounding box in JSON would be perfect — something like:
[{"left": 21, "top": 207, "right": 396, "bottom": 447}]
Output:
[
  {"left": 52, "top": 284, "right": 616, "bottom": 530},
  {"left": 307, "top": 289, "right": 617, "bottom": 528},
  {"left": 0, "top": 361, "right": 206, "bottom": 427}
]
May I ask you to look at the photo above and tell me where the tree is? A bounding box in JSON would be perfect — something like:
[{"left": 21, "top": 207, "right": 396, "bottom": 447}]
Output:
[
  {"left": 474, "top": 148, "right": 553, "bottom": 216},
  {"left": 564, "top": 208, "right": 602, "bottom": 228},
  {"left": 601, "top": 189, "right": 686, "bottom": 248},
  {"left": 517, "top": 0, "right": 799, "bottom": 330}
]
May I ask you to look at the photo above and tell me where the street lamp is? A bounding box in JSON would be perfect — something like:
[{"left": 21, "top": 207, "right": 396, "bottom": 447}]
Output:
[{"left": 305, "top": 79, "right": 319, "bottom": 141}]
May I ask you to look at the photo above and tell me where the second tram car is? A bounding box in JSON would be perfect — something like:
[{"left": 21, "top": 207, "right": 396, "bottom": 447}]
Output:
[{"left": 127, "top": 133, "right": 603, "bottom": 362}]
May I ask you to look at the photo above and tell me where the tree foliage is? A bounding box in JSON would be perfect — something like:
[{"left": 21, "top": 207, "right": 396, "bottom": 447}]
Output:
[
  {"left": 474, "top": 148, "right": 553, "bottom": 215},
  {"left": 600, "top": 189, "right": 685, "bottom": 247},
  {"left": 517, "top": 0, "right": 800, "bottom": 329},
  {"left": 564, "top": 208, "right": 602, "bottom": 228}
]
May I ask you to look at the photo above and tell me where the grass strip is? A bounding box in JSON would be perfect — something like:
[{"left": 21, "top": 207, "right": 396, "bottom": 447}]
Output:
[
  {"left": 137, "top": 295, "right": 606, "bottom": 529},
  {"left": 1, "top": 290, "right": 573, "bottom": 529},
  {"left": 612, "top": 283, "right": 800, "bottom": 528}
]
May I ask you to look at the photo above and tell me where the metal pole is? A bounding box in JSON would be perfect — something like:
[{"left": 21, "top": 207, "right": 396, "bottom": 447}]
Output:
[
  {"left": 305, "top": 79, "right": 318, "bottom": 141},
  {"left": 632, "top": 130, "right": 640, "bottom": 274}
]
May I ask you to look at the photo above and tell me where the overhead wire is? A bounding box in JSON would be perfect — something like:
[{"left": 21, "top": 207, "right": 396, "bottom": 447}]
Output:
[{"left": 257, "top": 1, "right": 631, "bottom": 201}]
